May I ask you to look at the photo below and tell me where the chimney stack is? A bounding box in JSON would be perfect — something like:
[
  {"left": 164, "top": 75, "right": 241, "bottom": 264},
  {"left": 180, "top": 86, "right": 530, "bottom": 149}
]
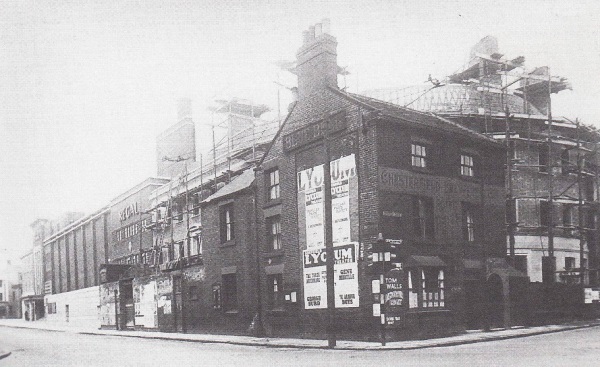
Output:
[
  {"left": 177, "top": 98, "right": 192, "bottom": 122},
  {"left": 295, "top": 19, "right": 338, "bottom": 100}
]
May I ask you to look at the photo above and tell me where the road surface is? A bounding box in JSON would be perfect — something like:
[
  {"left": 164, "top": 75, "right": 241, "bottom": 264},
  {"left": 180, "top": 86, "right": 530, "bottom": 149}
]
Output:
[{"left": 1, "top": 325, "right": 599, "bottom": 366}]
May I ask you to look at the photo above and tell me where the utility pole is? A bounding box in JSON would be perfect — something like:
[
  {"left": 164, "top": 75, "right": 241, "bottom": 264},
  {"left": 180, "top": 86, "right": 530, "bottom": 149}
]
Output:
[
  {"left": 546, "top": 71, "right": 556, "bottom": 282},
  {"left": 323, "top": 114, "right": 336, "bottom": 349},
  {"left": 576, "top": 119, "right": 585, "bottom": 287}
]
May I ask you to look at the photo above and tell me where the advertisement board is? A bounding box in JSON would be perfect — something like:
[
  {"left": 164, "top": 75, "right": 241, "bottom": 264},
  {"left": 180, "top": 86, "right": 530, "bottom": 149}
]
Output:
[{"left": 303, "top": 243, "right": 360, "bottom": 309}]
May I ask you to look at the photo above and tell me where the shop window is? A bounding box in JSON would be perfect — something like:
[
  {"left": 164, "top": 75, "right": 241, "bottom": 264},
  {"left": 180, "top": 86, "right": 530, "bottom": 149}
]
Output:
[
  {"left": 212, "top": 284, "right": 221, "bottom": 310},
  {"left": 222, "top": 273, "right": 238, "bottom": 312},
  {"left": 412, "top": 196, "right": 434, "bottom": 239},
  {"left": 538, "top": 144, "right": 550, "bottom": 173},
  {"left": 411, "top": 143, "right": 427, "bottom": 168},
  {"left": 513, "top": 255, "right": 528, "bottom": 275},
  {"left": 565, "top": 257, "right": 576, "bottom": 270},
  {"left": 460, "top": 154, "right": 474, "bottom": 177},
  {"left": 407, "top": 269, "right": 445, "bottom": 309},
  {"left": 421, "top": 268, "right": 445, "bottom": 308},
  {"left": 267, "top": 216, "right": 282, "bottom": 251},
  {"left": 268, "top": 274, "right": 284, "bottom": 310},
  {"left": 220, "top": 204, "right": 234, "bottom": 243},
  {"left": 267, "top": 169, "right": 280, "bottom": 201},
  {"left": 462, "top": 203, "right": 476, "bottom": 242}
]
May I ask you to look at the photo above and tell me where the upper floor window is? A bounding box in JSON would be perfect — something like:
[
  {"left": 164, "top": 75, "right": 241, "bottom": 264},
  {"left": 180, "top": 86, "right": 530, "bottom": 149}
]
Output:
[
  {"left": 267, "top": 169, "right": 280, "bottom": 201},
  {"left": 412, "top": 196, "right": 434, "bottom": 239},
  {"left": 462, "top": 204, "right": 476, "bottom": 242},
  {"left": 411, "top": 143, "right": 427, "bottom": 168},
  {"left": 562, "top": 204, "right": 574, "bottom": 235},
  {"left": 192, "top": 193, "right": 200, "bottom": 216},
  {"left": 190, "top": 235, "right": 202, "bottom": 256},
  {"left": 565, "top": 257, "right": 576, "bottom": 270},
  {"left": 220, "top": 204, "right": 234, "bottom": 243},
  {"left": 460, "top": 154, "right": 474, "bottom": 177},
  {"left": 267, "top": 216, "right": 282, "bottom": 250}
]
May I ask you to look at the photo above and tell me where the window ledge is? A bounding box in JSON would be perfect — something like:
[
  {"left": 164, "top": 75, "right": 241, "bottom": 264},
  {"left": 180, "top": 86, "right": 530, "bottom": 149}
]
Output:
[
  {"left": 220, "top": 239, "right": 236, "bottom": 248},
  {"left": 266, "top": 308, "right": 287, "bottom": 316},
  {"left": 263, "top": 199, "right": 282, "bottom": 209},
  {"left": 224, "top": 310, "right": 239, "bottom": 315}
]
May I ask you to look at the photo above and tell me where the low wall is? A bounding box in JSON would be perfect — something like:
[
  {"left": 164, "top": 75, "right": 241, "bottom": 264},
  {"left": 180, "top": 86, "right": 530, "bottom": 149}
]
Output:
[{"left": 45, "top": 286, "right": 100, "bottom": 329}]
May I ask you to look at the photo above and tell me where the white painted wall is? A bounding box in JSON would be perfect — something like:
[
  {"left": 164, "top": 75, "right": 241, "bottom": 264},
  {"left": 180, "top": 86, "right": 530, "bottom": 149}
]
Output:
[{"left": 45, "top": 286, "right": 100, "bottom": 329}]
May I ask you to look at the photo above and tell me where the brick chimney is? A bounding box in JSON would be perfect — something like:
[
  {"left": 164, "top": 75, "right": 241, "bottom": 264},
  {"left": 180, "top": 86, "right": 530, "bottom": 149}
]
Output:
[{"left": 295, "top": 19, "right": 338, "bottom": 100}]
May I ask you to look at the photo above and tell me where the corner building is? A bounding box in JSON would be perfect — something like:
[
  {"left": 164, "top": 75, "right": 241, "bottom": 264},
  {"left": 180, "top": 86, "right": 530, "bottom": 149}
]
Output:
[{"left": 256, "top": 23, "right": 521, "bottom": 341}]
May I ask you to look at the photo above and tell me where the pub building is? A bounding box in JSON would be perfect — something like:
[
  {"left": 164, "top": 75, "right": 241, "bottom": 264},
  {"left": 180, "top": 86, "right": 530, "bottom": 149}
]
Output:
[{"left": 254, "top": 21, "right": 528, "bottom": 341}]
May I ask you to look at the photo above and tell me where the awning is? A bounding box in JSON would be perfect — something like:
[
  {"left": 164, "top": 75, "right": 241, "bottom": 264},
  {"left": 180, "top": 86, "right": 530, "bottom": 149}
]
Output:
[{"left": 406, "top": 255, "right": 446, "bottom": 268}]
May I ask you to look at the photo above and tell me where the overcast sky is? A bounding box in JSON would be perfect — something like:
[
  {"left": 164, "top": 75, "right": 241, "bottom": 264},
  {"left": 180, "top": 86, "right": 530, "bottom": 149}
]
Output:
[{"left": 1, "top": 0, "right": 599, "bottom": 258}]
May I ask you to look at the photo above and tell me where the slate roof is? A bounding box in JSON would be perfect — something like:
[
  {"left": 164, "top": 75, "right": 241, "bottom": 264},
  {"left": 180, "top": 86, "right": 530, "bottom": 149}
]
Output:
[
  {"left": 329, "top": 88, "right": 501, "bottom": 145},
  {"left": 201, "top": 168, "right": 255, "bottom": 204}
]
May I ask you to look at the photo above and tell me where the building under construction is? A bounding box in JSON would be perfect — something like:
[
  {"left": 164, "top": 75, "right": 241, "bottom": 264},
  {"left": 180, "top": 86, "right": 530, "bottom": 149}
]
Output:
[{"left": 366, "top": 37, "right": 600, "bottom": 309}]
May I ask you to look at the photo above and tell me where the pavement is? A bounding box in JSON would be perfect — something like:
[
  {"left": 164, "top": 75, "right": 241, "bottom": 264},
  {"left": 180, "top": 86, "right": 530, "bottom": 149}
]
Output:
[{"left": 0, "top": 318, "right": 599, "bottom": 351}]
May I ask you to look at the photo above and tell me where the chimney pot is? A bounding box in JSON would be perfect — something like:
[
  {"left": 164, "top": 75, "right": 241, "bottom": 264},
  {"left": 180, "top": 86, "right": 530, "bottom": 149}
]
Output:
[
  {"left": 302, "top": 30, "right": 310, "bottom": 44},
  {"left": 308, "top": 25, "right": 315, "bottom": 41}
]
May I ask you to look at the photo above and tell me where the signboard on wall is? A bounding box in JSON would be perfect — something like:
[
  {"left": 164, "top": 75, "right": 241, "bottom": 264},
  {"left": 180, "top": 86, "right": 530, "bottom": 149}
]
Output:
[
  {"left": 134, "top": 281, "right": 157, "bottom": 328},
  {"left": 384, "top": 268, "right": 405, "bottom": 326},
  {"left": 303, "top": 243, "right": 360, "bottom": 309}
]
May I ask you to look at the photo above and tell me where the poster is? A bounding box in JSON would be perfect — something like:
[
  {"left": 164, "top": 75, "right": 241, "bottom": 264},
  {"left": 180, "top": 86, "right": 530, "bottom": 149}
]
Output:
[
  {"left": 134, "top": 281, "right": 157, "bottom": 328},
  {"left": 297, "top": 154, "right": 356, "bottom": 249},
  {"left": 303, "top": 243, "right": 360, "bottom": 309}
]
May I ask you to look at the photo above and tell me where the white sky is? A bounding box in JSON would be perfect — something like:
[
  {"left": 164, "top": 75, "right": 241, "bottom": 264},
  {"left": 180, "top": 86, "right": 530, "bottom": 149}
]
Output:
[{"left": 1, "top": 0, "right": 599, "bottom": 258}]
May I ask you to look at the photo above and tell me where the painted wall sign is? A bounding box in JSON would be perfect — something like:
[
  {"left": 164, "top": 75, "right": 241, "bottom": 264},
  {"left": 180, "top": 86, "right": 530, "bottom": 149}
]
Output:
[
  {"left": 120, "top": 202, "right": 140, "bottom": 222},
  {"left": 303, "top": 242, "right": 360, "bottom": 309},
  {"left": 378, "top": 167, "right": 504, "bottom": 200},
  {"left": 283, "top": 112, "right": 347, "bottom": 152},
  {"left": 384, "top": 268, "right": 405, "bottom": 326}
]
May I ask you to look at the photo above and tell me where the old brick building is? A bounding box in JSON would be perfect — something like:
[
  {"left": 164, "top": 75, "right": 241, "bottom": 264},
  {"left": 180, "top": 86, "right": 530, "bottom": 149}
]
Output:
[{"left": 255, "top": 23, "right": 517, "bottom": 341}]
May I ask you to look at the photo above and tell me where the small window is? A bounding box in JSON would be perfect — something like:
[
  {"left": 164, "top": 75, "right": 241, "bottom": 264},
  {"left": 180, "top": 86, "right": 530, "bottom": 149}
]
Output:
[
  {"left": 460, "top": 154, "right": 474, "bottom": 177},
  {"left": 222, "top": 274, "right": 238, "bottom": 312},
  {"left": 411, "top": 143, "right": 427, "bottom": 168},
  {"left": 220, "top": 204, "right": 234, "bottom": 243},
  {"left": 462, "top": 203, "right": 476, "bottom": 242},
  {"left": 584, "top": 177, "right": 595, "bottom": 201},
  {"left": 412, "top": 196, "right": 434, "bottom": 239},
  {"left": 539, "top": 144, "right": 550, "bottom": 173},
  {"left": 268, "top": 274, "right": 284, "bottom": 310},
  {"left": 267, "top": 169, "right": 280, "bottom": 201},
  {"left": 190, "top": 235, "right": 202, "bottom": 256},
  {"left": 565, "top": 257, "right": 576, "bottom": 270},
  {"left": 506, "top": 198, "right": 517, "bottom": 227},
  {"left": 267, "top": 216, "right": 282, "bottom": 250}
]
